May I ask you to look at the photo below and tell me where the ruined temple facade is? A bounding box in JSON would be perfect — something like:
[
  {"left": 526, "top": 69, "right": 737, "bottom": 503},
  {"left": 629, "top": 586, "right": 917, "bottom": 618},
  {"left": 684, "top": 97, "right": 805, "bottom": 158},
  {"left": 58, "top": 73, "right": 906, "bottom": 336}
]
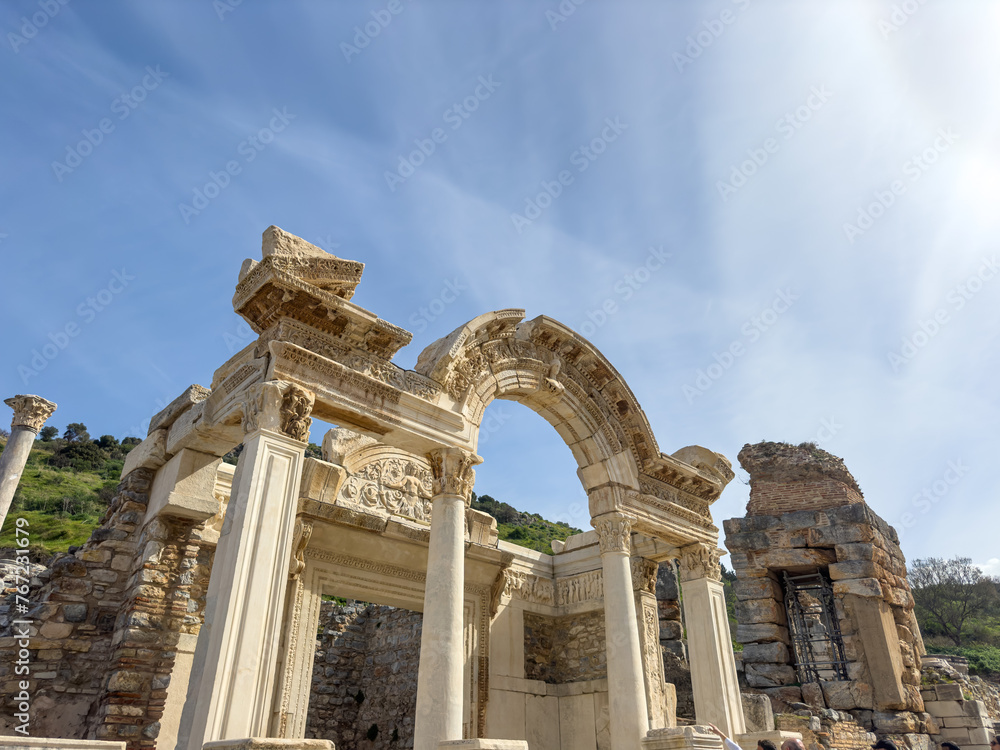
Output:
[{"left": 0, "top": 226, "right": 759, "bottom": 750}]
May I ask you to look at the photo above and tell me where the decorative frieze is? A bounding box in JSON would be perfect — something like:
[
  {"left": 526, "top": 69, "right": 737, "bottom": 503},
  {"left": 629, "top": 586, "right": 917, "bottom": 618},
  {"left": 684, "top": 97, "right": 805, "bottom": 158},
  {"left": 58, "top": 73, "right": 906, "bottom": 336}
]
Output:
[
  {"left": 555, "top": 570, "right": 604, "bottom": 605},
  {"left": 502, "top": 570, "right": 555, "bottom": 606},
  {"left": 631, "top": 557, "right": 658, "bottom": 593},
  {"left": 340, "top": 457, "right": 434, "bottom": 523}
]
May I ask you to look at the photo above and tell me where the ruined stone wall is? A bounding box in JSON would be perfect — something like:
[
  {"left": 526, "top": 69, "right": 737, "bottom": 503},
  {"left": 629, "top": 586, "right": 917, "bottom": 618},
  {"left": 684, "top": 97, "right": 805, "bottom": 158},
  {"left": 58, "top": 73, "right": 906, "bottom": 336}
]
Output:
[
  {"left": 523, "top": 610, "right": 606, "bottom": 684},
  {"left": 0, "top": 469, "right": 155, "bottom": 740},
  {"left": 306, "top": 601, "right": 422, "bottom": 750},
  {"left": 776, "top": 712, "right": 877, "bottom": 750},
  {"left": 726, "top": 442, "right": 925, "bottom": 737},
  {"left": 0, "top": 467, "right": 215, "bottom": 749}
]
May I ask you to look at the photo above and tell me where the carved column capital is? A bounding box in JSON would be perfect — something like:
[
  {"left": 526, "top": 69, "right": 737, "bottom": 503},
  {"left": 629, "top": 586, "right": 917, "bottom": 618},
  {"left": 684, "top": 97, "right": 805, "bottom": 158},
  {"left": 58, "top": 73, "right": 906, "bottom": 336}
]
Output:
[
  {"left": 593, "top": 512, "right": 634, "bottom": 555},
  {"left": 241, "top": 381, "right": 314, "bottom": 442},
  {"left": 678, "top": 542, "right": 722, "bottom": 582},
  {"left": 4, "top": 395, "right": 57, "bottom": 434},
  {"left": 427, "top": 447, "right": 481, "bottom": 503}
]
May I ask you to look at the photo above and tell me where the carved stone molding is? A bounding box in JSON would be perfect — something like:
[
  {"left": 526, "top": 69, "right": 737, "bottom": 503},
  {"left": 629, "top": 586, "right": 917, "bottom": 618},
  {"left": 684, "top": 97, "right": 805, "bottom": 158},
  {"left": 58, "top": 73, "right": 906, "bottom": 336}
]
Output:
[
  {"left": 289, "top": 518, "right": 313, "bottom": 579},
  {"left": 4, "top": 394, "right": 57, "bottom": 433},
  {"left": 428, "top": 447, "right": 482, "bottom": 503},
  {"left": 678, "top": 542, "right": 722, "bottom": 582},
  {"left": 489, "top": 551, "right": 515, "bottom": 617},
  {"left": 241, "top": 381, "right": 314, "bottom": 442},
  {"left": 594, "top": 512, "right": 634, "bottom": 555},
  {"left": 631, "top": 557, "right": 658, "bottom": 593}
]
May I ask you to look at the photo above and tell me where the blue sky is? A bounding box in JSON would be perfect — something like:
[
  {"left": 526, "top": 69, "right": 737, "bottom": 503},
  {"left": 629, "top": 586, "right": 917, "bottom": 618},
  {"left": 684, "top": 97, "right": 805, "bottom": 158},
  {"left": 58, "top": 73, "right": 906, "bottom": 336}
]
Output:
[{"left": 2, "top": 1, "right": 998, "bottom": 574}]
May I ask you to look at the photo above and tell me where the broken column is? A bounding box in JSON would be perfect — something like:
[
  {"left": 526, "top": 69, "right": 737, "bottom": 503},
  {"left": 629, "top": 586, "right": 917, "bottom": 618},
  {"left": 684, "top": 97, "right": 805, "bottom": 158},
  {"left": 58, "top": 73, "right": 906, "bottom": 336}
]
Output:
[
  {"left": 0, "top": 394, "right": 56, "bottom": 530},
  {"left": 725, "top": 442, "right": 928, "bottom": 735}
]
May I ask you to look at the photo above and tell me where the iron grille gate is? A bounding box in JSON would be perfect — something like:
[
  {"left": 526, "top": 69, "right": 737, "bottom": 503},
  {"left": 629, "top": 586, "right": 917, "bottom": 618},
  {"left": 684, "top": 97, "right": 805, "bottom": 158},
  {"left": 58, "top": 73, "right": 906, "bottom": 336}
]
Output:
[{"left": 782, "top": 570, "right": 850, "bottom": 683}]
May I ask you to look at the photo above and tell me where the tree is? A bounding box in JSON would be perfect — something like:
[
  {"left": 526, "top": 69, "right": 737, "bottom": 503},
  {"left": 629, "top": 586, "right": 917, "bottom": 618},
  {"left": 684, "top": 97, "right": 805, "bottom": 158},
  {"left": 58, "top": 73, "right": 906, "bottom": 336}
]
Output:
[
  {"left": 96, "top": 435, "right": 120, "bottom": 452},
  {"left": 38, "top": 426, "right": 59, "bottom": 441},
  {"left": 63, "top": 423, "right": 90, "bottom": 443},
  {"left": 910, "top": 557, "right": 1000, "bottom": 646}
]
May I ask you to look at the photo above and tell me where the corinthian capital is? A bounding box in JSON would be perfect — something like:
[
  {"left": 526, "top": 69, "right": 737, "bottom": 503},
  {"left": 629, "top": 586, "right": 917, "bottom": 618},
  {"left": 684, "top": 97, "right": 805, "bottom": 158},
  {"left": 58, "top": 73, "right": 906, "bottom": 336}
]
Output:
[
  {"left": 428, "top": 447, "right": 482, "bottom": 503},
  {"left": 5, "top": 395, "right": 57, "bottom": 433},
  {"left": 594, "top": 512, "right": 634, "bottom": 555},
  {"left": 241, "top": 381, "right": 314, "bottom": 442},
  {"left": 678, "top": 542, "right": 722, "bottom": 582}
]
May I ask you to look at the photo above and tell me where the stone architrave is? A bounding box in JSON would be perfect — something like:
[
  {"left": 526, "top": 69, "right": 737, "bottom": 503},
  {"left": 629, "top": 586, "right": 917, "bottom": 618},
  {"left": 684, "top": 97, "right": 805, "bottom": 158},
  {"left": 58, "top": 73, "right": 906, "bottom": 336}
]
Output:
[
  {"left": 413, "top": 447, "right": 482, "bottom": 750},
  {"left": 679, "top": 542, "right": 747, "bottom": 737},
  {"left": 0, "top": 395, "right": 56, "bottom": 531},
  {"left": 594, "top": 511, "right": 650, "bottom": 750},
  {"left": 180, "top": 381, "right": 314, "bottom": 750}
]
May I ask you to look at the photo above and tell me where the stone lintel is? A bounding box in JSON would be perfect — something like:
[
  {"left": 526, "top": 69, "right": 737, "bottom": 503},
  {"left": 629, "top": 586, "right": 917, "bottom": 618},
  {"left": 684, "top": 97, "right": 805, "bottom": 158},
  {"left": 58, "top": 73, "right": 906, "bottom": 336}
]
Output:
[
  {"left": 148, "top": 384, "right": 211, "bottom": 435},
  {"left": 438, "top": 742, "right": 529, "bottom": 749}
]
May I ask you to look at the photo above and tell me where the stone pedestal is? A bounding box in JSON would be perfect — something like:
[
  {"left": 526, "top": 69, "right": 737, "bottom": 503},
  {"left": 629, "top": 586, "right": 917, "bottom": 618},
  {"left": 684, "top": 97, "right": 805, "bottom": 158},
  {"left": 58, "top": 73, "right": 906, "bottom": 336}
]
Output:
[
  {"left": 438, "top": 742, "right": 529, "bottom": 749},
  {"left": 0, "top": 394, "right": 56, "bottom": 529},
  {"left": 680, "top": 544, "right": 746, "bottom": 737},
  {"left": 181, "top": 382, "right": 313, "bottom": 750},
  {"left": 0, "top": 740, "right": 123, "bottom": 750},
  {"left": 202, "top": 739, "right": 334, "bottom": 750},
  {"left": 642, "top": 726, "right": 725, "bottom": 750},
  {"left": 413, "top": 448, "right": 481, "bottom": 750},
  {"left": 594, "top": 512, "right": 650, "bottom": 750}
]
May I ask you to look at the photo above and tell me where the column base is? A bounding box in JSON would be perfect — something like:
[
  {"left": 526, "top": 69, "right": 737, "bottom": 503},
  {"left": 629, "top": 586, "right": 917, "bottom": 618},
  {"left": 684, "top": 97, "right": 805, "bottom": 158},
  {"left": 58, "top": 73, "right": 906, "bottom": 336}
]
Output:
[
  {"left": 735, "top": 731, "right": 804, "bottom": 750},
  {"left": 439, "top": 742, "right": 529, "bottom": 749},
  {"left": 643, "top": 726, "right": 725, "bottom": 750},
  {"left": 203, "top": 740, "right": 335, "bottom": 750}
]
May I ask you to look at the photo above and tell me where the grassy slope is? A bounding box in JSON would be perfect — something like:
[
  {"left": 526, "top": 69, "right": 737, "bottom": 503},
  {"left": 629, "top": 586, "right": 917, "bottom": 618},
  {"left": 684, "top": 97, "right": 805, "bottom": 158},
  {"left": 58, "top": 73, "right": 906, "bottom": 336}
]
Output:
[{"left": 0, "top": 441, "right": 113, "bottom": 554}]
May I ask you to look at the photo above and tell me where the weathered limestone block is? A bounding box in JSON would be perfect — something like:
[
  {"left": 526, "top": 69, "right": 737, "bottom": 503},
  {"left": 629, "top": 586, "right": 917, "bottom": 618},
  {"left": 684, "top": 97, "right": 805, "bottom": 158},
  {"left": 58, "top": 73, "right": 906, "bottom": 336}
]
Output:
[
  {"left": 734, "top": 623, "right": 789, "bottom": 644},
  {"left": 744, "top": 664, "right": 796, "bottom": 688},
  {"left": 660, "top": 620, "right": 683, "bottom": 641},
  {"left": 760, "top": 687, "right": 803, "bottom": 713},
  {"left": 148, "top": 385, "right": 211, "bottom": 434},
  {"left": 821, "top": 680, "right": 874, "bottom": 710},
  {"left": 801, "top": 682, "right": 826, "bottom": 708},
  {"left": 833, "top": 578, "right": 883, "bottom": 598},
  {"left": 807, "top": 523, "right": 873, "bottom": 546},
  {"left": 873, "top": 710, "right": 919, "bottom": 733},
  {"left": 750, "top": 548, "right": 836, "bottom": 571},
  {"left": 741, "top": 694, "right": 776, "bottom": 733},
  {"left": 735, "top": 598, "right": 787, "bottom": 625},
  {"left": 732, "top": 578, "right": 782, "bottom": 602},
  {"left": 146, "top": 448, "right": 222, "bottom": 522},
  {"left": 740, "top": 642, "right": 790, "bottom": 664},
  {"left": 828, "top": 560, "right": 878, "bottom": 580},
  {"left": 122, "top": 429, "right": 169, "bottom": 476},
  {"left": 725, "top": 531, "right": 772, "bottom": 552}
]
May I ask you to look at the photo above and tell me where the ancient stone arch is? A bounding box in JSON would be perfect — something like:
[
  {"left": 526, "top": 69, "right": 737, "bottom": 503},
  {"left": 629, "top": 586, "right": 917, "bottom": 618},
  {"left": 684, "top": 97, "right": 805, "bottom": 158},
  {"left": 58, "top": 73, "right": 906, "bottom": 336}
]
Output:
[{"left": 18, "top": 226, "right": 750, "bottom": 750}]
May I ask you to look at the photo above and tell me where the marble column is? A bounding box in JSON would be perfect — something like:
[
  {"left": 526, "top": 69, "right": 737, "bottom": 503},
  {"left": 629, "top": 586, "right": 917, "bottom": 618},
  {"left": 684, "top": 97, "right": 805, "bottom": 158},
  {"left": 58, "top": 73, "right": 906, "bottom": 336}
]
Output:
[
  {"left": 413, "top": 447, "right": 481, "bottom": 750},
  {"left": 0, "top": 395, "right": 56, "bottom": 531},
  {"left": 181, "top": 381, "right": 314, "bottom": 750},
  {"left": 594, "top": 512, "right": 649, "bottom": 750},
  {"left": 679, "top": 543, "right": 746, "bottom": 737}
]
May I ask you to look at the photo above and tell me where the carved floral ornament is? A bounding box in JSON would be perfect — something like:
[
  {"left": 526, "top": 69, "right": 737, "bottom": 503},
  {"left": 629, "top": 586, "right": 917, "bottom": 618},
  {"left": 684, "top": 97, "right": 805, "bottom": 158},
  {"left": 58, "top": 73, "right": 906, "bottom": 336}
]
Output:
[
  {"left": 241, "top": 381, "right": 314, "bottom": 442},
  {"left": 340, "top": 457, "right": 434, "bottom": 523},
  {"left": 4, "top": 394, "right": 57, "bottom": 433},
  {"left": 678, "top": 542, "right": 722, "bottom": 582},
  {"left": 428, "top": 447, "right": 482, "bottom": 502},
  {"left": 594, "top": 512, "right": 634, "bottom": 555}
]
